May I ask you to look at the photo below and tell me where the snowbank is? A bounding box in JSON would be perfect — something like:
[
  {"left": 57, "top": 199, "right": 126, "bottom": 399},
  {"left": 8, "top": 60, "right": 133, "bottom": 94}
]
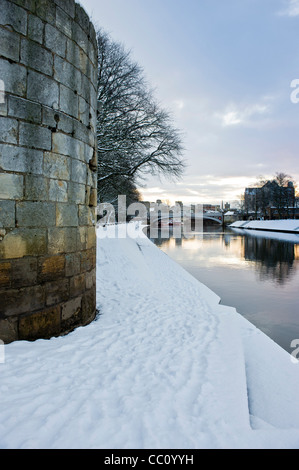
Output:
[
  {"left": 0, "top": 223, "right": 299, "bottom": 449},
  {"left": 230, "top": 219, "right": 299, "bottom": 233}
]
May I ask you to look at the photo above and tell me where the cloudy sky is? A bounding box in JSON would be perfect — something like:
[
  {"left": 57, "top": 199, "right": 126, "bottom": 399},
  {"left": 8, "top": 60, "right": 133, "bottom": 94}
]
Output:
[{"left": 80, "top": 0, "right": 299, "bottom": 206}]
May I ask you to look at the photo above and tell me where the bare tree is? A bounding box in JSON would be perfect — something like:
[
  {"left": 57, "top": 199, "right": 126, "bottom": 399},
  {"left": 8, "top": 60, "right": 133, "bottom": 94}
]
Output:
[{"left": 96, "top": 29, "right": 185, "bottom": 204}]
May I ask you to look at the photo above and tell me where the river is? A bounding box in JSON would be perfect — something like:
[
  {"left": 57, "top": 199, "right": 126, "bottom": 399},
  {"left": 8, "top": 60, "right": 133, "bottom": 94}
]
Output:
[{"left": 146, "top": 224, "right": 299, "bottom": 354}]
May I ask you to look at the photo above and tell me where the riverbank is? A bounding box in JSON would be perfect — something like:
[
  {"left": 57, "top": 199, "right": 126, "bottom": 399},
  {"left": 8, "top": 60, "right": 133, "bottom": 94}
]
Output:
[
  {"left": 230, "top": 219, "right": 299, "bottom": 234},
  {"left": 1, "top": 223, "right": 299, "bottom": 448}
]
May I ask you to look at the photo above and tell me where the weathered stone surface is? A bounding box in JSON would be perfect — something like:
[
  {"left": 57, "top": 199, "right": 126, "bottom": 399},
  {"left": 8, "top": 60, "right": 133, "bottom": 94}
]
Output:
[
  {"left": 0, "top": 59, "right": 26, "bottom": 97},
  {"left": 0, "top": 285, "right": 45, "bottom": 316},
  {"left": 49, "top": 179, "right": 68, "bottom": 202},
  {"left": 56, "top": 203, "right": 78, "bottom": 227},
  {"left": 0, "top": 0, "right": 97, "bottom": 343},
  {"left": 0, "top": 200, "right": 15, "bottom": 228},
  {"left": 0, "top": 0, "right": 27, "bottom": 35},
  {"left": 45, "top": 23, "right": 67, "bottom": 58},
  {"left": 16, "top": 201, "right": 56, "bottom": 227},
  {"left": 27, "top": 70, "right": 59, "bottom": 108},
  {"left": 71, "top": 159, "right": 87, "bottom": 184},
  {"left": 19, "top": 122, "right": 52, "bottom": 151},
  {"left": 8, "top": 96, "right": 42, "bottom": 124},
  {"left": 45, "top": 278, "right": 69, "bottom": 306},
  {"left": 11, "top": 257, "right": 37, "bottom": 288},
  {"left": 28, "top": 14, "right": 44, "bottom": 44},
  {"left": 0, "top": 117, "right": 18, "bottom": 145},
  {"left": 18, "top": 306, "right": 61, "bottom": 341},
  {"left": 0, "top": 27, "right": 20, "bottom": 61},
  {"left": 21, "top": 38, "right": 53, "bottom": 76},
  {"left": 44, "top": 152, "right": 71, "bottom": 180},
  {"left": 0, "top": 173, "right": 23, "bottom": 200},
  {"left": 25, "top": 175, "right": 48, "bottom": 201},
  {"left": 48, "top": 227, "right": 77, "bottom": 255},
  {"left": 38, "top": 255, "right": 66, "bottom": 282},
  {"left": 0, "top": 262, "right": 11, "bottom": 287},
  {"left": 0, "top": 228, "right": 47, "bottom": 259},
  {"left": 0, "top": 144, "right": 43, "bottom": 175},
  {"left": 0, "top": 317, "right": 18, "bottom": 344}
]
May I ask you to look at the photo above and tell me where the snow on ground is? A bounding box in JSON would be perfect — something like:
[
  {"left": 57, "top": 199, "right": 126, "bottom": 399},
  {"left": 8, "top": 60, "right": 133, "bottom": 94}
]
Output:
[
  {"left": 1, "top": 223, "right": 299, "bottom": 449},
  {"left": 230, "top": 219, "right": 299, "bottom": 232}
]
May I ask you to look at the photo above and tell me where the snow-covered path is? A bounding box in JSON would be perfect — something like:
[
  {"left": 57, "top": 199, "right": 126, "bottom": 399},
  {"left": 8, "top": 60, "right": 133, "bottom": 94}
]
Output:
[{"left": 1, "top": 224, "right": 299, "bottom": 448}]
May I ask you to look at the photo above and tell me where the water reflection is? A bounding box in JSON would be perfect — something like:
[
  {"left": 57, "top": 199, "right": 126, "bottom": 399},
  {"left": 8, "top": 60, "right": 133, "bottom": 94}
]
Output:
[
  {"left": 147, "top": 225, "right": 298, "bottom": 285},
  {"left": 244, "top": 236, "right": 295, "bottom": 285},
  {"left": 146, "top": 225, "right": 299, "bottom": 353}
]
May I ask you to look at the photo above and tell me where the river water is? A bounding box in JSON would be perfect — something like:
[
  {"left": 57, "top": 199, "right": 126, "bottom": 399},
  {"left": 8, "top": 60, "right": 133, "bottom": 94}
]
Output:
[{"left": 146, "top": 224, "right": 299, "bottom": 354}]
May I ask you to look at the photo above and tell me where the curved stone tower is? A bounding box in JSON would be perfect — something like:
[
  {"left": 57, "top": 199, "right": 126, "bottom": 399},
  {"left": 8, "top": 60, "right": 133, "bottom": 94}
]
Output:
[{"left": 0, "top": 0, "right": 98, "bottom": 342}]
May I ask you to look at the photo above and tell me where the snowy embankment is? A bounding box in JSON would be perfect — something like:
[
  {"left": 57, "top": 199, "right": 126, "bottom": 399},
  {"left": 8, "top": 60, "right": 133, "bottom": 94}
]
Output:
[
  {"left": 230, "top": 219, "right": 299, "bottom": 233},
  {"left": 1, "top": 223, "right": 299, "bottom": 449}
]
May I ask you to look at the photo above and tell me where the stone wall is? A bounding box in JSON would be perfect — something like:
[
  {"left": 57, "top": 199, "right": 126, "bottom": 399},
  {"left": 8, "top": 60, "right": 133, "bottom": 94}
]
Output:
[{"left": 0, "top": 0, "right": 98, "bottom": 342}]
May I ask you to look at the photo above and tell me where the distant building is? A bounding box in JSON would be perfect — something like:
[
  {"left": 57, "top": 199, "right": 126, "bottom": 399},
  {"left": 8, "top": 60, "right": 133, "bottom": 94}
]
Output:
[{"left": 244, "top": 180, "right": 297, "bottom": 219}]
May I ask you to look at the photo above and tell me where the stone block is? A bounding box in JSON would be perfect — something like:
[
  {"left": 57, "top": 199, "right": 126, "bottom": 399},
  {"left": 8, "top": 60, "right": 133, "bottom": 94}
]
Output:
[
  {"left": 65, "top": 252, "right": 81, "bottom": 277},
  {"left": 54, "top": 0, "right": 75, "bottom": 19},
  {"left": 11, "top": 257, "right": 37, "bottom": 288},
  {"left": 0, "top": 285, "right": 45, "bottom": 316},
  {"left": 25, "top": 175, "right": 48, "bottom": 201},
  {"left": 81, "top": 287, "right": 96, "bottom": 324},
  {"left": 48, "top": 227, "right": 77, "bottom": 254},
  {"left": 0, "top": 144, "right": 43, "bottom": 175},
  {"left": 0, "top": 117, "right": 18, "bottom": 144},
  {"left": 86, "top": 227, "right": 96, "bottom": 250},
  {"left": 21, "top": 38, "right": 53, "bottom": 76},
  {"left": 16, "top": 201, "right": 56, "bottom": 228},
  {"left": 56, "top": 6, "right": 72, "bottom": 38},
  {"left": 78, "top": 97, "right": 89, "bottom": 127},
  {"left": 18, "top": 306, "right": 61, "bottom": 341},
  {"left": 71, "top": 159, "right": 87, "bottom": 184},
  {"left": 72, "top": 21, "right": 88, "bottom": 53},
  {"left": 27, "top": 70, "right": 59, "bottom": 109},
  {"left": 8, "top": 96, "right": 42, "bottom": 124},
  {"left": 45, "top": 23, "right": 67, "bottom": 58},
  {"left": 45, "top": 278, "right": 69, "bottom": 306},
  {"left": 0, "top": 0, "right": 27, "bottom": 35},
  {"left": 54, "top": 55, "right": 81, "bottom": 94},
  {"left": 28, "top": 14, "right": 44, "bottom": 44},
  {"left": 59, "top": 84, "right": 79, "bottom": 119},
  {"left": 0, "top": 27, "right": 20, "bottom": 62},
  {"left": 10, "top": 0, "right": 35, "bottom": 11},
  {"left": 52, "top": 132, "right": 84, "bottom": 161},
  {"left": 78, "top": 205, "right": 94, "bottom": 226},
  {"left": 0, "top": 59, "right": 26, "bottom": 98},
  {"left": 67, "top": 39, "right": 89, "bottom": 75},
  {"left": 80, "top": 248, "right": 96, "bottom": 272},
  {"left": 0, "top": 228, "right": 47, "bottom": 259},
  {"left": 49, "top": 179, "right": 68, "bottom": 202},
  {"left": 19, "top": 122, "right": 52, "bottom": 151},
  {"left": 0, "top": 261, "right": 11, "bottom": 287},
  {"left": 0, "top": 173, "right": 23, "bottom": 200},
  {"left": 38, "top": 255, "right": 66, "bottom": 282},
  {"left": 35, "top": 0, "right": 56, "bottom": 25},
  {"left": 75, "top": 3, "right": 90, "bottom": 35},
  {"left": 68, "top": 182, "right": 86, "bottom": 205},
  {"left": 0, "top": 317, "right": 18, "bottom": 344},
  {"left": 56, "top": 203, "right": 78, "bottom": 227},
  {"left": 85, "top": 268, "right": 96, "bottom": 290},
  {"left": 61, "top": 296, "right": 81, "bottom": 322},
  {"left": 70, "top": 272, "right": 86, "bottom": 297},
  {"left": 0, "top": 200, "right": 15, "bottom": 228},
  {"left": 44, "top": 152, "right": 71, "bottom": 181}
]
